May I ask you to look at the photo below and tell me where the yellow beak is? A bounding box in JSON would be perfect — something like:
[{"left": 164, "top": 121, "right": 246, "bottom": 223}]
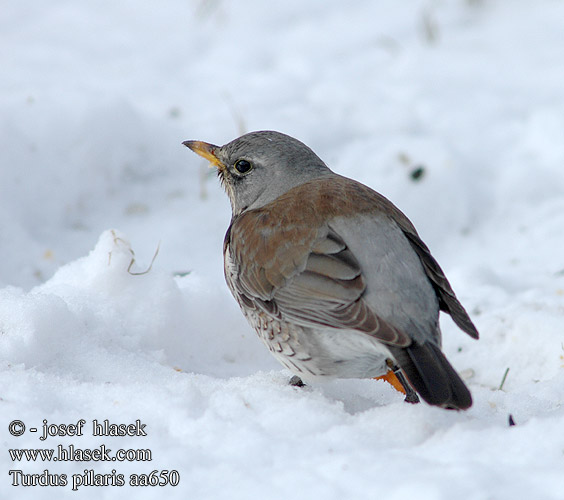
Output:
[{"left": 182, "top": 140, "right": 224, "bottom": 168}]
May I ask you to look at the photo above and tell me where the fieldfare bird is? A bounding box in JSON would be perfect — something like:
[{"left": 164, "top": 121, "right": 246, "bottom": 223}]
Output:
[{"left": 183, "top": 131, "right": 479, "bottom": 410}]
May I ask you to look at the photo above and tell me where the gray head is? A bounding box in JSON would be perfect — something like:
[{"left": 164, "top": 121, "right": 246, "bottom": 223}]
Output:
[{"left": 183, "top": 131, "right": 333, "bottom": 215}]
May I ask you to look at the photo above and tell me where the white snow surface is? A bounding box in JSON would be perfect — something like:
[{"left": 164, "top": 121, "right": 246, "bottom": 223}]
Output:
[{"left": 1, "top": 1, "right": 564, "bottom": 499}]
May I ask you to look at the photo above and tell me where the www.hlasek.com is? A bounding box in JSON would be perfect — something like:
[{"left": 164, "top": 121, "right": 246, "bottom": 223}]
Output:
[{"left": 7, "top": 418, "right": 179, "bottom": 490}]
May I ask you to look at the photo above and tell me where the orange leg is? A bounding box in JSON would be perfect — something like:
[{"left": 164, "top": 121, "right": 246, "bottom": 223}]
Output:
[
  {"left": 375, "top": 360, "right": 420, "bottom": 404},
  {"left": 374, "top": 370, "right": 407, "bottom": 395}
]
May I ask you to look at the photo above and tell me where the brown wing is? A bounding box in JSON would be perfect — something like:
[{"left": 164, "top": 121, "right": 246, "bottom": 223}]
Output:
[
  {"left": 401, "top": 231, "right": 479, "bottom": 339},
  {"left": 227, "top": 210, "right": 411, "bottom": 347}
]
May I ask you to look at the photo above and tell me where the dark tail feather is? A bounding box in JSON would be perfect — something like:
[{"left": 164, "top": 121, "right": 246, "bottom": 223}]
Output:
[{"left": 389, "top": 342, "right": 472, "bottom": 410}]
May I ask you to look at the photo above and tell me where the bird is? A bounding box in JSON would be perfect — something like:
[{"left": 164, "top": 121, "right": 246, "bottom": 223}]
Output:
[{"left": 183, "top": 131, "right": 479, "bottom": 410}]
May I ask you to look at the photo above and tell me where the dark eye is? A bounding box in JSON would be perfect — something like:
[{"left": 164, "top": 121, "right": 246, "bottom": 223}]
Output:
[{"left": 234, "top": 159, "right": 253, "bottom": 174}]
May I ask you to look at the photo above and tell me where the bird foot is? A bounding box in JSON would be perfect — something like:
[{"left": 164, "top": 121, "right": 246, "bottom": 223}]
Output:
[
  {"left": 375, "top": 361, "right": 420, "bottom": 404},
  {"left": 289, "top": 375, "right": 305, "bottom": 387}
]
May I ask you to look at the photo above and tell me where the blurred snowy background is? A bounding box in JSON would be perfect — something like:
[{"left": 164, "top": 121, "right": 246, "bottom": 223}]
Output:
[{"left": 1, "top": 1, "right": 563, "bottom": 499}]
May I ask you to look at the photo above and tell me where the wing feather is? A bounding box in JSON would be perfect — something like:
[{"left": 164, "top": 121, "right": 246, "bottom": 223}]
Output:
[{"left": 228, "top": 213, "right": 411, "bottom": 347}]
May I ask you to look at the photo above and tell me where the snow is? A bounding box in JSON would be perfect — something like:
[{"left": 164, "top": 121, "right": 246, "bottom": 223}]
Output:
[{"left": 1, "top": 1, "right": 564, "bottom": 498}]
